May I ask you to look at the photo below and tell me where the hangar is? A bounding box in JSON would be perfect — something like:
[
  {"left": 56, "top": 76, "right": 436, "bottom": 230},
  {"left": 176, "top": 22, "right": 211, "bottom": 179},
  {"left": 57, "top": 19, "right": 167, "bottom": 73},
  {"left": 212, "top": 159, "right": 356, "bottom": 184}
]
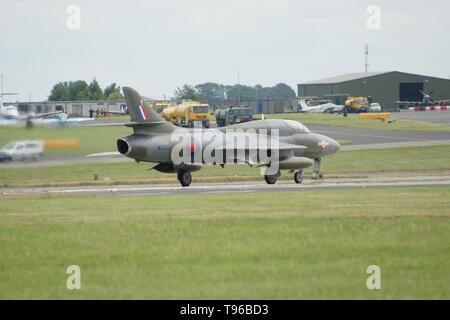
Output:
[{"left": 297, "top": 71, "right": 450, "bottom": 110}]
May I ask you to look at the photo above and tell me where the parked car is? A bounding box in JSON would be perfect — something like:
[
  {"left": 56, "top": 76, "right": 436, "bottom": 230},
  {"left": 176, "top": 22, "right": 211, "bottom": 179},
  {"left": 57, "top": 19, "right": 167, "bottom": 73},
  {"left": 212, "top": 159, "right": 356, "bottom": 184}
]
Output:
[
  {"left": 368, "top": 103, "right": 382, "bottom": 112},
  {"left": 0, "top": 140, "right": 44, "bottom": 161}
]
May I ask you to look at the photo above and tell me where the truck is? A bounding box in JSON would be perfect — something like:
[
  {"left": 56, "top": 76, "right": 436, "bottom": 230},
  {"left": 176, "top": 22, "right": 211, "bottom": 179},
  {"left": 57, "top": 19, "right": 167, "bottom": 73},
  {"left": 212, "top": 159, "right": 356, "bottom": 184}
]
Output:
[
  {"left": 215, "top": 107, "right": 254, "bottom": 127},
  {"left": 152, "top": 103, "right": 174, "bottom": 114},
  {"left": 160, "top": 101, "right": 211, "bottom": 128},
  {"left": 344, "top": 96, "right": 369, "bottom": 113}
]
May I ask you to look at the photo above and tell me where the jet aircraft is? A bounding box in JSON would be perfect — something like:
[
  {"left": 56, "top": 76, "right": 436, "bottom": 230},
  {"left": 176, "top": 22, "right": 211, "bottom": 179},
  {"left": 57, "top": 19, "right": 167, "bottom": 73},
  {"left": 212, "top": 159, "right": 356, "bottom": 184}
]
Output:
[{"left": 116, "top": 87, "right": 340, "bottom": 187}]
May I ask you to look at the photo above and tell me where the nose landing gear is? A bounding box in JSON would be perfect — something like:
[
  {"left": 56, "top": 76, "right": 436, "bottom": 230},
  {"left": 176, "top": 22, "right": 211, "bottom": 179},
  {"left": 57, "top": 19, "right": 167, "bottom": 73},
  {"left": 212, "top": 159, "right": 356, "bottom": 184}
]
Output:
[
  {"left": 264, "top": 169, "right": 281, "bottom": 184},
  {"left": 312, "top": 158, "right": 323, "bottom": 179}
]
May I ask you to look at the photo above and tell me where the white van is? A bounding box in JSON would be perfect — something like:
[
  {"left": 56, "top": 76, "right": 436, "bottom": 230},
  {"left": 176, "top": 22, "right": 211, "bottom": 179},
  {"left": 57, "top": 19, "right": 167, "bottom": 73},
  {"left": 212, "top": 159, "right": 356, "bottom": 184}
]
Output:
[
  {"left": 0, "top": 140, "right": 44, "bottom": 161},
  {"left": 368, "top": 103, "right": 382, "bottom": 112}
]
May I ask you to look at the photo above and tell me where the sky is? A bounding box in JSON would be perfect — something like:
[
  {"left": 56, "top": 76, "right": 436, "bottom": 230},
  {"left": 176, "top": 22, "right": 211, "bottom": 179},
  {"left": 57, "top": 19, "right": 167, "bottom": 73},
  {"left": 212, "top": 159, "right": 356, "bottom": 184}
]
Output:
[{"left": 1, "top": 0, "right": 449, "bottom": 102}]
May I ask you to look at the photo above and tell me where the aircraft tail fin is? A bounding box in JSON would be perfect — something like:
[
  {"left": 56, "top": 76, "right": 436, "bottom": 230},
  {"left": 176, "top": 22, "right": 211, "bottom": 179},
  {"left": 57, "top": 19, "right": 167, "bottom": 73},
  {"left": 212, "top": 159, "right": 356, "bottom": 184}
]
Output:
[
  {"left": 122, "top": 86, "right": 175, "bottom": 133},
  {"left": 123, "top": 87, "right": 163, "bottom": 123}
]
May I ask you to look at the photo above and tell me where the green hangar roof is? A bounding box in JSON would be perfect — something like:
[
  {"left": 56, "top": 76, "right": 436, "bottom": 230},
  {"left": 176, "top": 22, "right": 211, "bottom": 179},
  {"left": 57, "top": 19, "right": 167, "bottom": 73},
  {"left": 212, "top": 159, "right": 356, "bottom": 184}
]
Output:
[
  {"left": 301, "top": 72, "right": 389, "bottom": 85},
  {"left": 299, "top": 71, "right": 450, "bottom": 85}
]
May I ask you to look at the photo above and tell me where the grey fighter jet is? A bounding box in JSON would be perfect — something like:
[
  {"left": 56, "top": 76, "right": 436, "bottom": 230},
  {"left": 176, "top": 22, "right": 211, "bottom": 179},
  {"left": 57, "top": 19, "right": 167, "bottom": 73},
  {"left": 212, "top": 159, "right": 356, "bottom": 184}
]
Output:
[{"left": 117, "top": 87, "right": 340, "bottom": 187}]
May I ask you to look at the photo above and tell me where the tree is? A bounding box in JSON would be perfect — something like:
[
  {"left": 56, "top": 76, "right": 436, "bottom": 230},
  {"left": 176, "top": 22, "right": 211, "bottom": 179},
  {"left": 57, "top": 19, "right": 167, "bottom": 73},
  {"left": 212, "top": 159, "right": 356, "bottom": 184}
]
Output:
[
  {"left": 68, "top": 80, "right": 89, "bottom": 101},
  {"left": 48, "top": 80, "right": 124, "bottom": 101},
  {"left": 195, "top": 83, "right": 225, "bottom": 108},
  {"left": 271, "top": 83, "right": 296, "bottom": 100},
  {"left": 174, "top": 84, "right": 203, "bottom": 101},
  {"left": 104, "top": 83, "right": 123, "bottom": 100},
  {"left": 106, "top": 91, "right": 124, "bottom": 100},
  {"left": 88, "top": 78, "right": 104, "bottom": 100},
  {"left": 48, "top": 82, "right": 70, "bottom": 101}
]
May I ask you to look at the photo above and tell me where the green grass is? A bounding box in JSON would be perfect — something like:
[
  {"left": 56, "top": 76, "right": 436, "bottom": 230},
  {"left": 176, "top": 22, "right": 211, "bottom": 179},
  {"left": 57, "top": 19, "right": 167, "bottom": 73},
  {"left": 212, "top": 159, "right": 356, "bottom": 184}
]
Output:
[
  {"left": 257, "top": 113, "right": 450, "bottom": 131},
  {"left": 0, "top": 126, "right": 130, "bottom": 155},
  {"left": 1, "top": 145, "right": 449, "bottom": 187},
  {"left": 0, "top": 187, "right": 449, "bottom": 299}
]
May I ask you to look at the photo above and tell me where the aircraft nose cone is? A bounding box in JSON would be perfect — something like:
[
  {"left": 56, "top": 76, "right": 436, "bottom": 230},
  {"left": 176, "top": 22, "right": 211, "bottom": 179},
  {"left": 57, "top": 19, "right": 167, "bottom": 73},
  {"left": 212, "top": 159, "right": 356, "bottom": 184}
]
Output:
[
  {"left": 315, "top": 135, "right": 340, "bottom": 156},
  {"left": 330, "top": 138, "right": 340, "bottom": 154}
]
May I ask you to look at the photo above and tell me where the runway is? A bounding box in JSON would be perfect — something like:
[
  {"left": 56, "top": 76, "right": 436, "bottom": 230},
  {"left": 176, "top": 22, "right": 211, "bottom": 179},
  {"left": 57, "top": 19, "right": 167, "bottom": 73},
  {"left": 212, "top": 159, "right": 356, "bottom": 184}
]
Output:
[{"left": 3, "top": 171, "right": 450, "bottom": 197}]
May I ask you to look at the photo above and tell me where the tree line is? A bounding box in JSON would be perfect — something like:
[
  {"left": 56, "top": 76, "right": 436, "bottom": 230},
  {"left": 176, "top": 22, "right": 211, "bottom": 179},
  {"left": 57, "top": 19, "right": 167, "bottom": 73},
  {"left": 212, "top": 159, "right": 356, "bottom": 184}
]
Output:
[
  {"left": 175, "top": 83, "right": 296, "bottom": 108},
  {"left": 47, "top": 79, "right": 296, "bottom": 106},
  {"left": 48, "top": 79, "right": 124, "bottom": 101}
]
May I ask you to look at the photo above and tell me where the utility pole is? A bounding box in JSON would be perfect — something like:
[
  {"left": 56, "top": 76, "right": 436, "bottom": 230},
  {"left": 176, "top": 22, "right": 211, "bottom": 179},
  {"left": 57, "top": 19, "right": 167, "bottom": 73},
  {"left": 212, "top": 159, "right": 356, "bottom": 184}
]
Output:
[
  {"left": 237, "top": 71, "right": 240, "bottom": 107},
  {"left": 364, "top": 43, "right": 369, "bottom": 73},
  {"left": 0, "top": 74, "right": 18, "bottom": 107},
  {"left": 28, "top": 93, "right": 33, "bottom": 112}
]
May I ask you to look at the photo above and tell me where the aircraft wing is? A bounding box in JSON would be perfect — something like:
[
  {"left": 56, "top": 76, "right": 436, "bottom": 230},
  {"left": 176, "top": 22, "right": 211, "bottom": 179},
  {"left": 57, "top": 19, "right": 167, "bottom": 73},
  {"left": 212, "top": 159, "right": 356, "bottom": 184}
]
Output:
[
  {"left": 98, "top": 111, "right": 128, "bottom": 116},
  {"left": 64, "top": 118, "right": 95, "bottom": 122},
  {"left": 214, "top": 140, "right": 307, "bottom": 166},
  {"left": 18, "top": 111, "right": 63, "bottom": 120},
  {"left": 0, "top": 119, "right": 19, "bottom": 126},
  {"left": 215, "top": 140, "right": 307, "bottom": 152},
  {"left": 86, "top": 151, "right": 121, "bottom": 157},
  {"left": 397, "top": 101, "right": 422, "bottom": 105},
  {"left": 434, "top": 100, "right": 450, "bottom": 104}
]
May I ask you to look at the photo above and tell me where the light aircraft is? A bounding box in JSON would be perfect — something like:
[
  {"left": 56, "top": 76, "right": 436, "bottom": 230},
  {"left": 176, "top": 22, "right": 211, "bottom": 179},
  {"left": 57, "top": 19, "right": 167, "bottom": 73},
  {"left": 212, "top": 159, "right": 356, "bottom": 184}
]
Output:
[
  {"left": 0, "top": 76, "right": 61, "bottom": 125},
  {"left": 113, "top": 87, "right": 340, "bottom": 187},
  {"left": 296, "top": 97, "right": 343, "bottom": 113},
  {"left": 397, "top": 90, "right": 450, "bottom": 107},
  {"left": 32, "top": 112, "right": 95, "bottom": 126},
  {"left": 0, "top": 100, "right": 61, "bottom": 122}
]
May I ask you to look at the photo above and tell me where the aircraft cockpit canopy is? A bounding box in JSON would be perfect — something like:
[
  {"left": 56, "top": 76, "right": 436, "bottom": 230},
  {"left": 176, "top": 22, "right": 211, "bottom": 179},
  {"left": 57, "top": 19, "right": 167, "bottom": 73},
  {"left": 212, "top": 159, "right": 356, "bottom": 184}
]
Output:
[{"left": 285, "top": 120, "right": 310, "bottom": 134}]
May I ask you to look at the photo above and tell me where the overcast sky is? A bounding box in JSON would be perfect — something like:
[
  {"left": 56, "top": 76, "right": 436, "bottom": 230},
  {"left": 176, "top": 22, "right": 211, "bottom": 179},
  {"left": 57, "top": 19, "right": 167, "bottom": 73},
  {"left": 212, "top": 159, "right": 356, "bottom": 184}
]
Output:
[{"left": 1, "top": 0, "right": 449, "bottom": 102}]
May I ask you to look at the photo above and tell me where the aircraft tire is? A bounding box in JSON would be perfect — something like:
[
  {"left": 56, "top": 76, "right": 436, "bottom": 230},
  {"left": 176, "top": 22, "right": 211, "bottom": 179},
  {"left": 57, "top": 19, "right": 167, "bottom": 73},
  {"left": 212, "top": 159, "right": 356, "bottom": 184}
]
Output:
[
  {"left": 264, "top": 170, "right": 280, "bottom": 184},
  {"left": 177, "top": 170, "right": 192, "bottom": 187},
  {"left": 294, "top": 170, "right": 304, "bottom": 184}
]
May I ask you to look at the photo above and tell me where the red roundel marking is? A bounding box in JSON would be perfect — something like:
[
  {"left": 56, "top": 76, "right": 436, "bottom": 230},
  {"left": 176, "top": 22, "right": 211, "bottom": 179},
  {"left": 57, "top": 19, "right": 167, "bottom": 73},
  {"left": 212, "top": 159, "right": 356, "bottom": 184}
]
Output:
[{"left": 317, "top": 141, "right": 330, "bottom": 149}]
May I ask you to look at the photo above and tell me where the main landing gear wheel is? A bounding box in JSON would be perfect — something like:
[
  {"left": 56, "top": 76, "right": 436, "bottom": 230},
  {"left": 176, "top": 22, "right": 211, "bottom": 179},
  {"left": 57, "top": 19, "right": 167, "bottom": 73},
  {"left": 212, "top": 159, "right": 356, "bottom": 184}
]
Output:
[
  {"left": 264, "top": 170, "right": 280, "bottom": 185},
  {"left": 177, "top": 170, "right": 192, "bottom": 187},
  {"left": 294, "top": 169, "right": 304, "bottom": 184}
]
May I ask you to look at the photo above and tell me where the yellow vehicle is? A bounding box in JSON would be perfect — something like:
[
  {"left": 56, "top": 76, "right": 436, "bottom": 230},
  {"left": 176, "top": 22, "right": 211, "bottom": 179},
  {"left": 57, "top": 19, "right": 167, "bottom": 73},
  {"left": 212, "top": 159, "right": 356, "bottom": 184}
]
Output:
[
  {"left": 344, "top": 96, "right": 369, "bottom": 113},
  {"left": 160, "top": 106, "right": 178, "bottom": 125},
  {"left": 162, "top": 101, "right": 211, "bottom": 128},
  {"left": 152, "top": 103, "right": 173, "bottom": 114}
]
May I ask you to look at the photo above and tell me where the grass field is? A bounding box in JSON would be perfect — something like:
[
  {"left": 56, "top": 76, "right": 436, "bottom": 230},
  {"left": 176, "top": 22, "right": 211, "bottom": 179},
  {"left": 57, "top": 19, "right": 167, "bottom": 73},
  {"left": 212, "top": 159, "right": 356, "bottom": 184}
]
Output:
[
  {"left": 1, "top": 145, "right": 449, "bottom": 187},
  {"left": 0, "top": 187, "right": 449, "bottom": 299},
  {"left": 0, "top": 126, "right": 130, "bottom": 155}
]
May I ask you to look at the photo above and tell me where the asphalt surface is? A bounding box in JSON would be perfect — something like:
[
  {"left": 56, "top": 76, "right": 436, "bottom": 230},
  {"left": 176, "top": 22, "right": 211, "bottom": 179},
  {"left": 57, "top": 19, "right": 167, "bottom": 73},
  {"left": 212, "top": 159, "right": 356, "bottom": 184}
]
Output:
[
  {"left": 311, "top": 125, "right": 450, "bottom": 144},
  {"left": 391, "top": 110, "right": 450, "bottom": 125},
  {"left": 3, "top": 172, "right": 450, "bottom": 197}
]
